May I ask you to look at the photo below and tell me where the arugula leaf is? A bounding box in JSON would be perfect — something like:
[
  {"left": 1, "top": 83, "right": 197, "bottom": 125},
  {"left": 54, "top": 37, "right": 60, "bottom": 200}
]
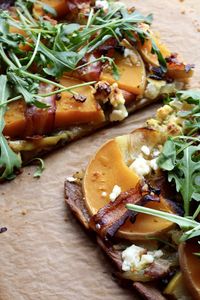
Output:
[
  {"left": 42, "top": 3, "right": 57, "bottom": 17},
  {"left": 30, "top": 158, "right": 45, "bottom": 178},
  {"left": 0, "top": 75, "right": 21, "bottom": 180},
  {"left": 158, "top": 138, "right": 200, "bottom": 216},
  {"left": 157, "top": 139, "right": 176, "bottom": 171},
  {"left": 177, "top": 90, "right": 200, "bottom": 103},
  {"left": 126, "top": 203, "right": 200, "bottom": 242},
  {"left": 151, "top": 38, "right": 167, "bottom": 73}
]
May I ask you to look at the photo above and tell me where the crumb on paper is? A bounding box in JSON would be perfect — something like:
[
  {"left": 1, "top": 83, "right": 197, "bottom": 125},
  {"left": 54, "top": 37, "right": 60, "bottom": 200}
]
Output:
[
  {"left": 0, "top": 227, "right": 7, "bottom": 234},
  {"left": 21, "top": 210, "right": 27, "bottom": 216}
]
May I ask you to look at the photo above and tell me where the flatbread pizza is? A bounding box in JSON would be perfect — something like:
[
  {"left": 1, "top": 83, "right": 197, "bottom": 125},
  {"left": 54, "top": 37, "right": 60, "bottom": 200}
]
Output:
[
  {"left": 0, "top": 0, "right": 194, "bottom": 180},
  {"left": 65, "top": 90, "right": 200, "bottom": 300}
]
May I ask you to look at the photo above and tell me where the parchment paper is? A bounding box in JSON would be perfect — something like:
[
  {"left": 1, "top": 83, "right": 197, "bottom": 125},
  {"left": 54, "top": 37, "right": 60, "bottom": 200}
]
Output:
[{"left": 1, "top": 1, "right": 200, "bottom": 299}]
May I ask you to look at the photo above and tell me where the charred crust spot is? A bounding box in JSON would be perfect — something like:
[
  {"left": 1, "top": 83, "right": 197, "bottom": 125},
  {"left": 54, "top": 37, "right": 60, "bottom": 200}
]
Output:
[
  {"left": 165, "top": 53, "right": 179, "bottom": 64},
  {"left": 55, "top": 93, "right": 61, "bottom": 101},
  {"left": 150, "top": 66, "right": 165, "bottom": 79},
  {"left": 72, "top": 94, "right": 87, "bottom": 103},
  {"left": 185, "top": 63, "right": 195, "bottom": 73}
]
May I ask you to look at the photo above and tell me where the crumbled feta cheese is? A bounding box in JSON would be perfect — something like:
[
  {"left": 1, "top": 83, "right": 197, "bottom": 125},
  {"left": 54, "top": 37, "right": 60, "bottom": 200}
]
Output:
[
  {"left": 109, "top": 104, "right": 128, "bottom": 122},
  {"left": 122, "top": 244, "right": 164, "bottom": 272},
  {"left": 66, "top": 176, "right": 76, "bottom": 182},
  {"left": 144, "top": 79, "right": 166, "bottom": 100},
  {"left": 109, "top": 185, "right": 121, "bottom": 202},
  {"left": 129, "top": 156, "right": 151, "bottom": 177},
  {"left": 101, "top": 191, "right": 107, "bottom": 197},
  {"left": 122, "top": 244, "right": 146, "bottom": 272},
  {"left": 95, "top": 0, "right": 109, "bottom": 10},
  {"left": 124, "top": 48, "right": 134, "bottom": 58},
  {"left": 141, "top": 145, "right": 150, "bottom": 156},
  {"left": 152, "top": 148, "right": 160, "bottom": 157},
  {"left": 150, "top": 158, "right": 159, "bottom": 171},
  {"left": 140, "top": 254, "right": 154, "bottom": 265},
  {"left": 148, "top": 249, "right": 163, "bottom": 259}
]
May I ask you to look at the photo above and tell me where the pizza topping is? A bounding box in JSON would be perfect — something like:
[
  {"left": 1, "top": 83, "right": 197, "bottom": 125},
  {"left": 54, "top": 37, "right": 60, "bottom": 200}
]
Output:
[
  {"left": 89, "top": 183, "right": 160, "bottom": 239},
  {"left": 72, "top": 94, "right": 87, "bottom": 103},
  {"left": 24, "top": 83, "right": 56, "bottom": 137},
  {"left": 130, "top": 155, "right": 151, "bottom": 177},
  {"left": 109, "top": 104, "right": 128, "bottom": 122},
  {"left": 141, "top": 145, "right": 151, "bottom": 156},
  {"left": 122, "top": 244, "right": 163, "bottom": 272},
  {"left": 95, "top": 0, "right": 109, "bottom": 12},
  {"left": 66, "top": 176, "right": 77, "bottom": 183},
  {"left": 109, "top": 185, "right": 122, "bottom": 202}
]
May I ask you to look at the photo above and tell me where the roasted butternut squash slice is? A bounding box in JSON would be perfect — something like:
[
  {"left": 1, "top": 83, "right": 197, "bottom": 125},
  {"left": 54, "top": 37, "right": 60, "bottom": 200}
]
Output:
[
  {"left": 33, "top": 0, "right": 68, "bottom": 18},
  {"left": 54, "top": 76, "right": 105, "bottom": 129},
  {"left": 167, "top": 62, "right": 194, "bottom": 81},
  {"left": 179, "top": 240, "right": 200, "bottom": 300},
  {"left": 4, "top": 100, "right": 26, "bottom": 138},
  {"left": 83, "top": 129, "right": 174, "bottom": 240},
  {"left": 138, "top": 35, "right": 171, "bottom": 67},
  {"left": 100, "top": 46, "right": 146, "bottom": 95},
  {"left": 164, "top": 272, "right": 192, "bottom": 299},
  {"left": 83, "top": 138, "right": 140, "bottom": 215},
  {"left": 4, "top": 77, "right": 105, "bottom": 138}
]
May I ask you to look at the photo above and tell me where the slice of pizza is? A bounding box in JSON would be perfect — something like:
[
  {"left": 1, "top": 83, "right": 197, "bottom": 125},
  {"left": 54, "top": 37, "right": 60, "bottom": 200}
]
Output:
[
  {"left": 65, "top": 90, "right": 200, "bottom": 300},
  {"left": 0, "top": 0, "right": 194, "bottom": 180}
]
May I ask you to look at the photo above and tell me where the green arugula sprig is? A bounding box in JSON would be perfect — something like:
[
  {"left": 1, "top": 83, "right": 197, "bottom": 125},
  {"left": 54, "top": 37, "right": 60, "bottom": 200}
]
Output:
[
  {"left": 126, "top": 204, "right": 200, "bottom": 243},
  {"left": 158, "top": 138, "right": 200, "bottom": 216},
  {"left": 127, "top": 91, "right": 200, "bottom": 247},
  {"left": 158, "top": 90, "right": 200, "bottom": 216},
  {"left": 0, "top": 75, "right": 22, "bottom": 180}
]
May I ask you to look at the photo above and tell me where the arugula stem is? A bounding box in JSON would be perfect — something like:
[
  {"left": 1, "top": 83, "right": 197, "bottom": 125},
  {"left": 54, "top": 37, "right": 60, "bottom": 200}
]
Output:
[
  {"left": 75, "top": 56, "right": 110, "bottom": 70},
  {"left": 17, "top": 70, "right": 65, "bottom": 88},
  {"left": 25, "top": 33, "right": 41, "bottom": 70},
  {"left": 8, "top": 51, "right": 22, "bottom": 68},
  {"left": 126, "top": 204, "right": 198, "bottom": 229},
  {"left": 16, "top": 2, "right": 37, "bottom": 26},
  {"left": 0, "top": 45, "right": 17, "bottom": 69},
  {"left": 0, "top": 95, "right": 22, "bottom": 108},
  {"left": 193, "top": 204, "right": 200, "bottom": 220},
  {"left": 37, "top": 81, "right": 96, "bottom": 97}
]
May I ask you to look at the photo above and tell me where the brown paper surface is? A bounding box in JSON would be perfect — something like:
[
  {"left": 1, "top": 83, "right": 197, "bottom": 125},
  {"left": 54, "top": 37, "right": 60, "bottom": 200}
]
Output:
[{"left": 1, "top": 1, "right": 200, "bottom": 299}]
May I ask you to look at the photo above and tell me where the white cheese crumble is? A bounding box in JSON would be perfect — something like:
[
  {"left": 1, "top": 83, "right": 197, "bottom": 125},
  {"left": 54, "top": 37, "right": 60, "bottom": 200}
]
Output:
[
  {"left": 122, "top": 244, "right": 146, "bottom": 272},
  {"left": 129, "top": 156, "right": 151, "bottom": 177},
  {"left": 95, "top": 0, "right": 109, "bottom": 10},
  {"left": 152, "top": 148, "right": 160, "bottom": 157},
  {"left": 124, "top": 48, "right": 134, "bottom": 58},
  {"left": 141, "top": 145, "right": 150, "bottom": 156},
  {"left": 150, "top": 158, "right": 159, "bottom": 171},
  {"left": 122, "top": 244, "right": 163, "bottom": 272},
  {"left": 66, "top": 176, "right": 76, "bottom": 182},
  {"left": 101, "top": 191, "right": 107, "bottom": 197},
  {"left": 109, "top": 185, "right": 121, "bottom": 202},
  {"left": 109, "top": 104, "right": 128, "bottom": 122}
]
